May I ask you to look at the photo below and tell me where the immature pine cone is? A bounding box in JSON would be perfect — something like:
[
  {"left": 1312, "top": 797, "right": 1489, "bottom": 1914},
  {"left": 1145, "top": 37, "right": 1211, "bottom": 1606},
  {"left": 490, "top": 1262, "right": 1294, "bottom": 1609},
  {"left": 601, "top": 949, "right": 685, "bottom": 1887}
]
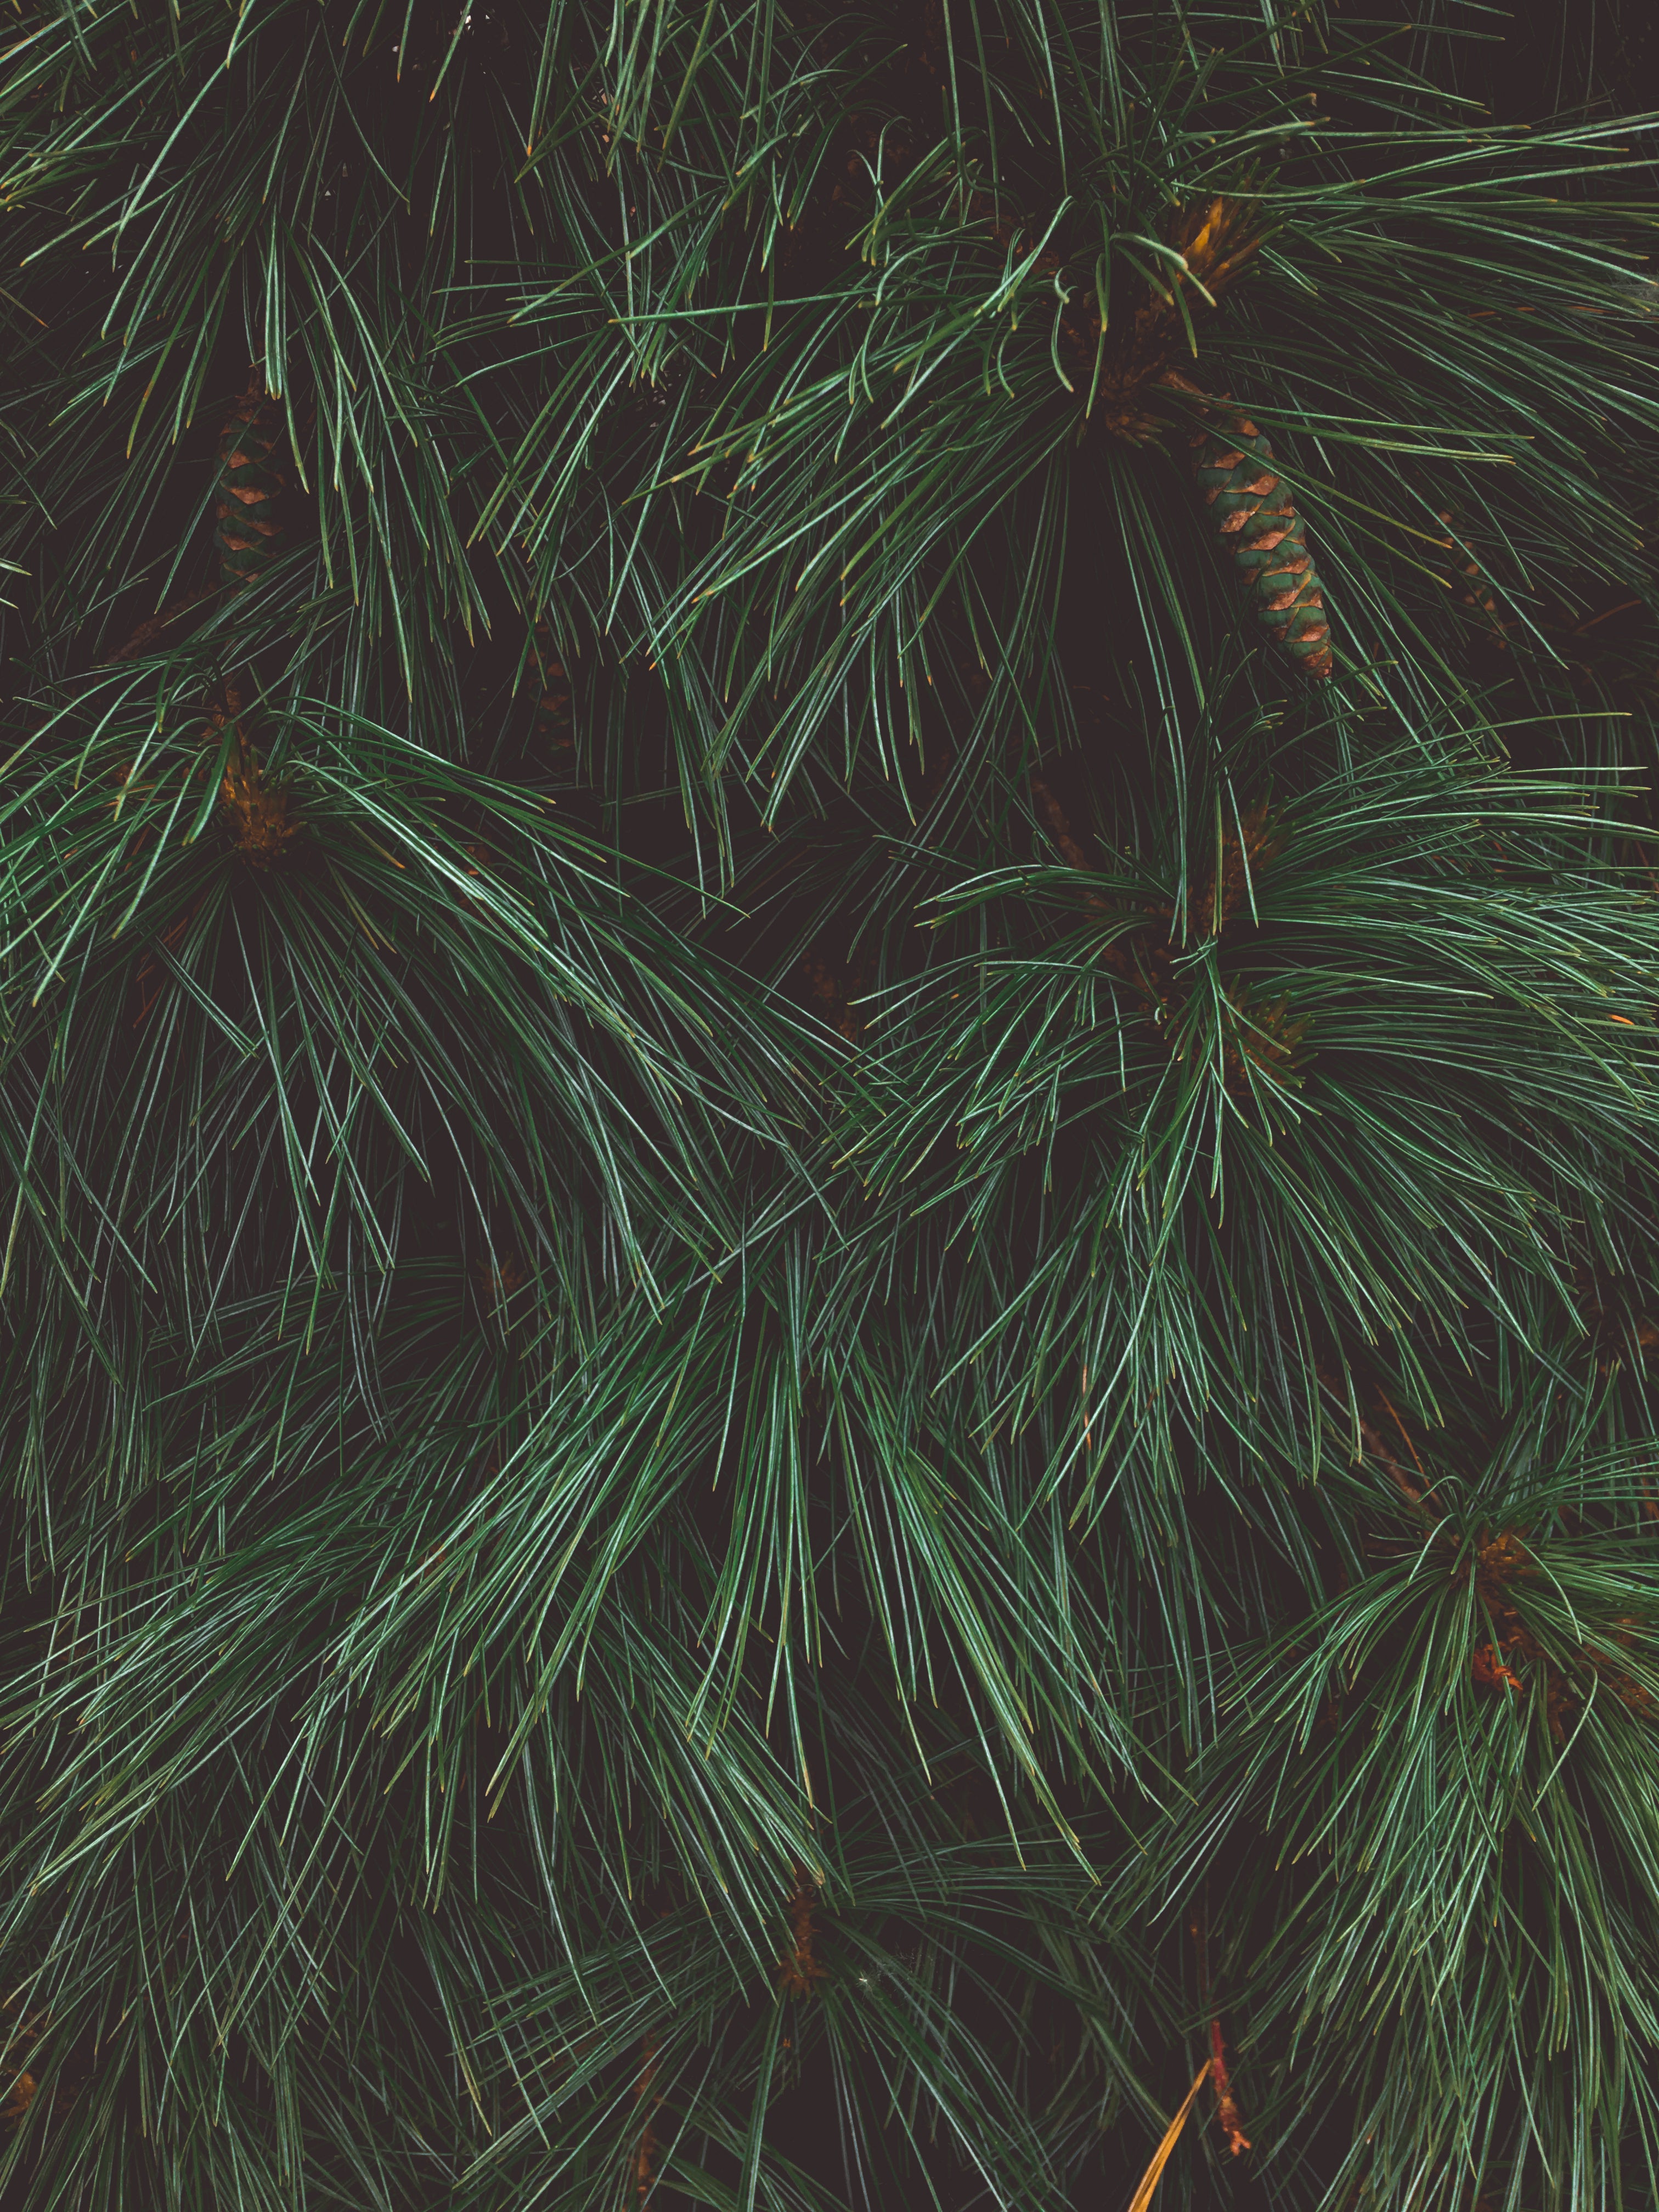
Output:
[{"left": 1187, "top": 403, "right": 1334, "bottom": 679}]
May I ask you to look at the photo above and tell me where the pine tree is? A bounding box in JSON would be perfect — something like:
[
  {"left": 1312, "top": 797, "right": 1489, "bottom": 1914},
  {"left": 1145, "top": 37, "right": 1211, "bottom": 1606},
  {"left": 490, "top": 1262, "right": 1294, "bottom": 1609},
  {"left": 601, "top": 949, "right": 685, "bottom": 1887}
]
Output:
[{"left": 3, "top": 3, "right": 1659, "bottom": 2209}]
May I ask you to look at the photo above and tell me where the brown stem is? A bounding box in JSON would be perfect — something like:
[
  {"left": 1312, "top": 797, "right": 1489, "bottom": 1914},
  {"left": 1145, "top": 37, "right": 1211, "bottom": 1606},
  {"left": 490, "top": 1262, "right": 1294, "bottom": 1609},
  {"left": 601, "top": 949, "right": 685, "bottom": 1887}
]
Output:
[
  {"left": 776, "top": 1865, "right": 827, "bottom": 1997},
  {"left": 1190, "top": 1900, "right": 1250, "bottom": 2157},
  {"left": 1028, "top": 771, "right": 1115, "bottom": 923},
  {"left": 1356, "top": 1403, "right": 1437, "bottom": 1521},
  {"left": 633, "top": 2035, "right": 663, "bottom": 2202},
  {"left": 106, "top": 585, "right": 217, "bottom": 664},
  {"left": 1208, "top": 2018, "right": 1252, "bottom": 2158},
  {"left": 1027, "top": 771, "right": 1094, "bottom": 877}
]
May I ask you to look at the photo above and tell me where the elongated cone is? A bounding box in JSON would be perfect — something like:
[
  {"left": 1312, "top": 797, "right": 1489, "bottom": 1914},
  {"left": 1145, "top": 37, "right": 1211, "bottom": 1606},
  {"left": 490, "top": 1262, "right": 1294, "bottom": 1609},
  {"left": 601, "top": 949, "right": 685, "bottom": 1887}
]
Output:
[
  {"left": 1191, "top": 414, "right": 1333, "bottom": 679},
  {"left": 213, "top": 374, "right": 287, "bottom": 592}
]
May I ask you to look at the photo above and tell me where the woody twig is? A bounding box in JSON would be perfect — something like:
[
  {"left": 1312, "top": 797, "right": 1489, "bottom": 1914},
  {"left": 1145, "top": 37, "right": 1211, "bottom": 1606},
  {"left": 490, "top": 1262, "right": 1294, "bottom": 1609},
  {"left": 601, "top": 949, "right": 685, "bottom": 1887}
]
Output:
[
  {"left": 1190, "top": 1897, "right": 1251, "bottom": 2158},
  {"left": 775, "top": 1865, "right": 827, "bottom": 1999},
  {"left": 632, "top": 2035, "right": 663, "bottom": 2203}
]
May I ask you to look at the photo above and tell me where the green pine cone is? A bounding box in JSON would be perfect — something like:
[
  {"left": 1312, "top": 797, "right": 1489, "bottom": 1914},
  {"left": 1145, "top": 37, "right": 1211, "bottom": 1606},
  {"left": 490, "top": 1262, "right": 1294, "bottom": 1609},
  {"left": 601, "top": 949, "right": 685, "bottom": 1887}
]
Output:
[
  {"left": 212, "top": 375, "right": 287, "bottom": 592},
  {"left": 1192, "top": 413, "right": 1334, "bottom": 678}
]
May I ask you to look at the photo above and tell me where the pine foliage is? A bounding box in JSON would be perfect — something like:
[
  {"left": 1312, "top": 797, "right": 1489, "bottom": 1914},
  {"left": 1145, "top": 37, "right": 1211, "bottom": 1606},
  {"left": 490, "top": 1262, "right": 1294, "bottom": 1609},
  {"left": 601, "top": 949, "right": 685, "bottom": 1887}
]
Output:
[{"left": 2, "top": 2, "right": 1659, "bottom": 2209}]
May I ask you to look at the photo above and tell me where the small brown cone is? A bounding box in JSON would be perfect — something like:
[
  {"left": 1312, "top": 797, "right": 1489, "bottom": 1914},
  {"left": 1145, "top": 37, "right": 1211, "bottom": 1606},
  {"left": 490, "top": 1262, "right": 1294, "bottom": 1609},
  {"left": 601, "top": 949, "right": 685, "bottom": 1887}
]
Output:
[{"left": 218, "top": 706, "right": 302, "bottom": 867}]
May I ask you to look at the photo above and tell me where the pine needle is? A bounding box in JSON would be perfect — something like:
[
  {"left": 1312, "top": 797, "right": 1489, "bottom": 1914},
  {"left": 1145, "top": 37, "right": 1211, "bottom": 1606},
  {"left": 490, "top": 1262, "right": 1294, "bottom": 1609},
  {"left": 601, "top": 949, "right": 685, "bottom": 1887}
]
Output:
[{"left": 1125, "top": 2065, "right": 1212, "bottom": 2212}]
